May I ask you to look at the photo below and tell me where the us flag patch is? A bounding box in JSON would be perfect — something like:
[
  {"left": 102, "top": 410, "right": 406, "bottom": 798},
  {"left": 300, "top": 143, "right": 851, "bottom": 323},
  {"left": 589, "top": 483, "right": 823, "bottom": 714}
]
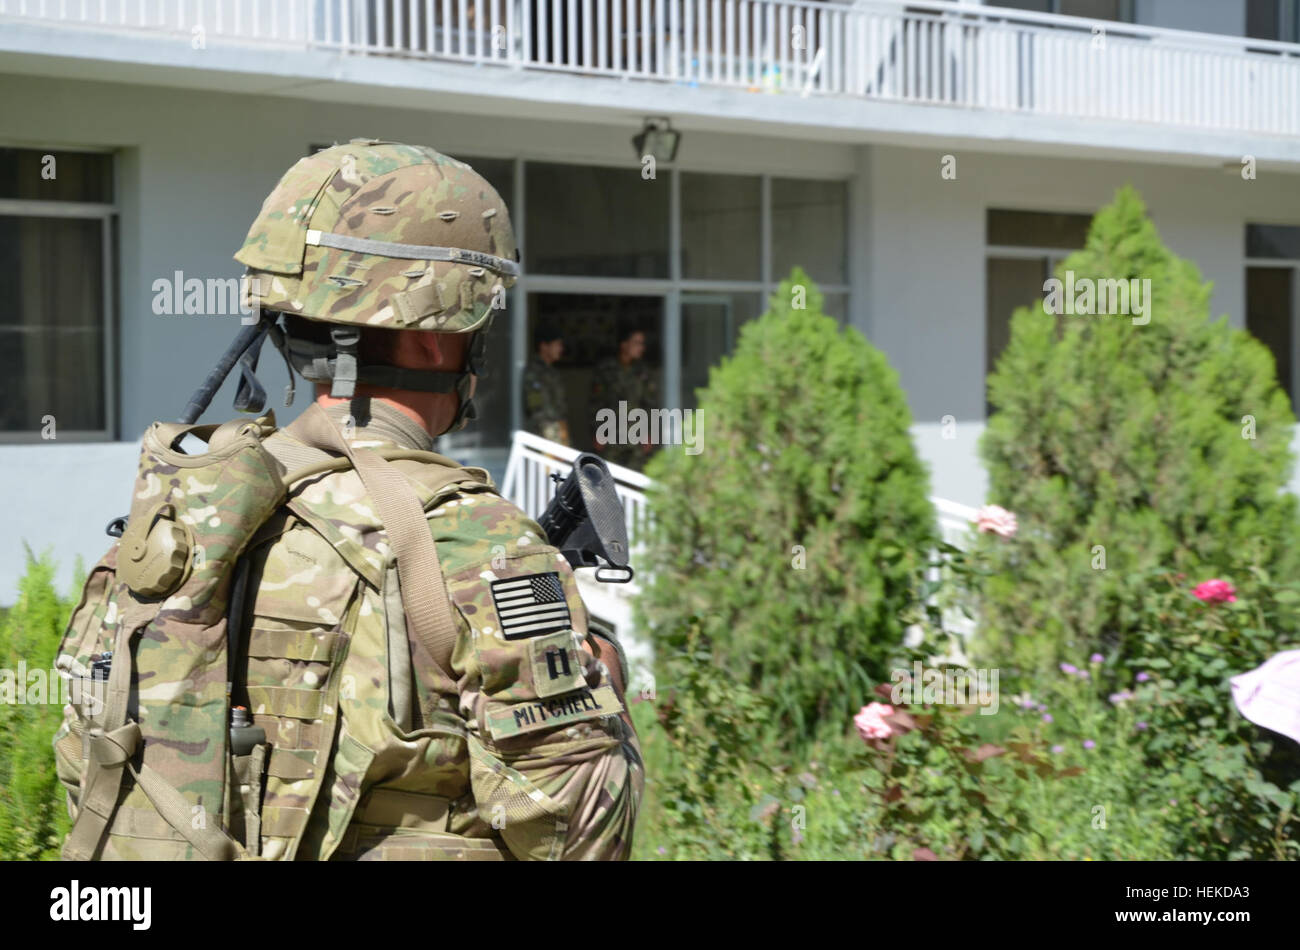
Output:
[{"left": 490, "top": 572, "right": 572, "bottom": 640}]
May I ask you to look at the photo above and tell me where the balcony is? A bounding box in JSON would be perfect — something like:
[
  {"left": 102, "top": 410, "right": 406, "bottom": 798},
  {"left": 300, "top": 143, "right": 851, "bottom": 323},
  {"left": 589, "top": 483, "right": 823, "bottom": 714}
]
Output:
[{"left": 2, "top": 0, "right": 1298, "bottom": 145}]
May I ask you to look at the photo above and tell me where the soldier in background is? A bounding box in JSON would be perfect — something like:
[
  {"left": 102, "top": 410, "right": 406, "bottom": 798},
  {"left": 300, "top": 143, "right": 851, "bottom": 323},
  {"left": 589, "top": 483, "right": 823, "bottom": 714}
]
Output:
[
  {"left": 591, "top": 326, "right": 657, "bottom": 471},
  {"left": 522, "top": 324, "right": 570, "bottom": 445}
]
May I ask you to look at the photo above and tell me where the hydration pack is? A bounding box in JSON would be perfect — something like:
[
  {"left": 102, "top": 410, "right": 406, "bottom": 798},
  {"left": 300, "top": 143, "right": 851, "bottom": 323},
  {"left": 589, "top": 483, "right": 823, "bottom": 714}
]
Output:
[{"left": 52, "top": 405, "right": 483, "bottom": 860}]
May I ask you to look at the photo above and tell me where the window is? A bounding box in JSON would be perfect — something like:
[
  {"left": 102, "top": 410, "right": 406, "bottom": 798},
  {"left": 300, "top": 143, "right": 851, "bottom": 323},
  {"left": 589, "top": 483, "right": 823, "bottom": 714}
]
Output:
[
  {"left": 1248, "top": 224, "right": 1300, "bottom": 261},
  {"left": 410, "top": 156, "right": 850, "bottom": 468},
  {"left": 1246, "top": 224, "right": 1300, "bottom": 414},
  {"left": 681, "top": 292, "right": 762, "bottom": 409},
  {"left": 1247, "top": 0, "right": 1300, "bottom": 43},
  {"left": 771, "top": 178, "right": 848, "bottom": 287},
  {"left": 525, "top": 162, "right": 669, "bottom": 278},
  {"left": 681, "top": 173, "right": 761, "bottom": 282},
  {"left": 986, "top": 0, "right": 1133, "bottom": 21},
  {"left": 985, "top": 208, "right": 1093, "bottom": 412},
  {"left": 1247, "top": 269, "right": 1294, "bottom": 408},
  {"left": 987, "top": 209, "right": 1091, "bottom": 249},
  {"left": 0, "top": 147, "right": 115, "bottom": 441},
  {"left": 526, "top": 293, "right": 664, "bottom": 456}
]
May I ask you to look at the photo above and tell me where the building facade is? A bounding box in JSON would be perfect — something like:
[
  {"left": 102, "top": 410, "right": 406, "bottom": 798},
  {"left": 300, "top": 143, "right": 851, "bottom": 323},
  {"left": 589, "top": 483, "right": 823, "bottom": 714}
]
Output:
[{"left": 1, "top": 0, "right": 1298, "bottom": 598}]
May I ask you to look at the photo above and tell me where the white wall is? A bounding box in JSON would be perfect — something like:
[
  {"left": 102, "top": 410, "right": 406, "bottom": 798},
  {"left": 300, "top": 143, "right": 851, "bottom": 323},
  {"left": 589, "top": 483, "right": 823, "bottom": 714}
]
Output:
[
  {"left": 867, "top": 143, "right": 1300, "bottom": 507},
  {"left": 0, "top": 442, "right": 141, "bottom": 598},
  {"left": 867, "top": 143, "right": 1300, "bottom": 427}
]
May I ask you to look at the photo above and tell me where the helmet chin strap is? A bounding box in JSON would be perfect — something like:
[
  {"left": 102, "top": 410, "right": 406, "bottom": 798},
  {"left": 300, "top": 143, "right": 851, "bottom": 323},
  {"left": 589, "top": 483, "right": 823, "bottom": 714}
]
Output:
[{"left": 283, "top": 317, "right": 493, "bottom": 437}]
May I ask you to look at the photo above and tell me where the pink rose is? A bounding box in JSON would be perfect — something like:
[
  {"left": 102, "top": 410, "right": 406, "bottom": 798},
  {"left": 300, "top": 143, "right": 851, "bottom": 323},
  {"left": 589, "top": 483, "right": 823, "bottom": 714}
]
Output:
[
  {"left": 1192, "top": 578, "right": 1237, "bottom": 603},
  {"left": 855, "top": 702, "right": 894, "bottom": 741},
  {"left": 975, "top": 504, "right": 1018, "bottom": 538}
]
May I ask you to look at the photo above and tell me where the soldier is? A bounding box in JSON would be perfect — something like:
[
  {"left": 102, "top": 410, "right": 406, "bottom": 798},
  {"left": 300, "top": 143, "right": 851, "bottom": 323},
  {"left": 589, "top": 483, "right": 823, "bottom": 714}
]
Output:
[
  {"left": 521, "top": 324, "right": 570, "bottom": 445},
  {"left": 231, "top": 141, "right": 641, "bottom": 860},
  {"left": 591, "top": 326, "right": 658, "bottom": 470}
]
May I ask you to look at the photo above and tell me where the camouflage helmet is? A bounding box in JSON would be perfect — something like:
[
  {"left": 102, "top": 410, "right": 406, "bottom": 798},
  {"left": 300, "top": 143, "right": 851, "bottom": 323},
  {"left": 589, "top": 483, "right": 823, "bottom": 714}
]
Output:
[{"left": 234, "top": 139, "right": 518, "bottom": 428}]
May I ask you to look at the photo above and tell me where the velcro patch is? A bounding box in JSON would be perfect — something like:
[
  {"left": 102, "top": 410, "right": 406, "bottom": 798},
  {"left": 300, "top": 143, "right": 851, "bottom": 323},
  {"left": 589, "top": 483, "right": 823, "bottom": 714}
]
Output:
[
  {"left": 528, "top": 631, "right": 586, "bottom": 699},
  {"left": 486, "top": 685, "right": 623, "bottom": 740},
  {"left": 489, "top": 572, "right": 571, "bottom": 640}
]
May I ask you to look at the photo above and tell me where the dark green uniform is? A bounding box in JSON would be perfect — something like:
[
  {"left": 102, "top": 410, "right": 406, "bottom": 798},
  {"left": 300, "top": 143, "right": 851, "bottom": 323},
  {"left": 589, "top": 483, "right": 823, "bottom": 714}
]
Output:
[
  {"left": 590, "top": 357, "right": 658, "bottom": 470},
  {"left": 522, "top": 354, "right": 569, "bottom": 444}
]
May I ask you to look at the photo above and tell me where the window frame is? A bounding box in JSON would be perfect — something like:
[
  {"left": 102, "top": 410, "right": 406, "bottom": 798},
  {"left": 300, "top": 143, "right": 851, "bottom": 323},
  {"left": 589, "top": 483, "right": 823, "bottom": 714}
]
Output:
[
  {"left": 0, "top": 196, "right": 117, "bottom": 444},
  {"left": 447, "top": 154, "right": 851, "bottom": 429},
  {"left": 1245, "top": 223, "right": 1300, "bottom": 416},
  {"left": 984, "top": 200, "right": 1091, "bottom": 419},
  {"left": 983, "top": 0, "right": 1136, "bottom": 22}
]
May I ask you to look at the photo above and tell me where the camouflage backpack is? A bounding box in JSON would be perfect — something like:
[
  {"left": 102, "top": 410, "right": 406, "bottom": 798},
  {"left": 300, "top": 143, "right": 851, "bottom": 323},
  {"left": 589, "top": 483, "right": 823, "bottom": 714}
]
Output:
[{"left": 53, "top": 404, "right": 488, "bottom": 860}]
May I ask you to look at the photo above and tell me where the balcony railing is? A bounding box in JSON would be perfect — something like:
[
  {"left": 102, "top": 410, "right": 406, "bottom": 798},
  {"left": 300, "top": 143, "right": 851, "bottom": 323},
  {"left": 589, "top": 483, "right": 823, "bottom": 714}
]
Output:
[
  {"left": 501, "top": 427, "right": 978, "bottom": 564},
  {"left": 6, "top": 0, "right": 1295, "bottom": 132},
  {"left": 501, "top": 428, "right": 652, "bottom": 557}
]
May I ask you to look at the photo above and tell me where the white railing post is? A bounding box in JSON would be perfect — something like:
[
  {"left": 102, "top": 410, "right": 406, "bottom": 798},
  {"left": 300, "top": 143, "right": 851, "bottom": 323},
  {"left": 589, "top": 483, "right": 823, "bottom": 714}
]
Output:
[
  {"left": 549, "top": 0, "right": 559, "bottom": 66},
  {"left": 655, "top": 0, "right": 664, "bottom": 78},
  {"left": 611, "top": 0, "right": 620, "bottom": 72},
  {"left": 566, "top": 0, "right": 575, "bottom": 65},
  {"left": 583, "top": 0, "right": 593, "bottom": 67},
  {"left": 597, "top": 0, "right": 606, "bottom": 68}
]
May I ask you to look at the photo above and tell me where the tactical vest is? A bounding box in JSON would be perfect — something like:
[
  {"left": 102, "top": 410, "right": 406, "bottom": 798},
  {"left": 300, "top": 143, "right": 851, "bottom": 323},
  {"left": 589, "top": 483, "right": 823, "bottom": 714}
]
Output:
[{"left": 52, "top": 404, "right": 501, "bottom": 860}]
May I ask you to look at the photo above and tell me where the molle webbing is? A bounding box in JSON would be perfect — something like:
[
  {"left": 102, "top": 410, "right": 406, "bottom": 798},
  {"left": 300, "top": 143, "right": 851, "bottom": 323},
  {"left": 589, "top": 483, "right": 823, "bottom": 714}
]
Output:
[{"left": 62, "top": 417, "right": 286, "bottom": 861}]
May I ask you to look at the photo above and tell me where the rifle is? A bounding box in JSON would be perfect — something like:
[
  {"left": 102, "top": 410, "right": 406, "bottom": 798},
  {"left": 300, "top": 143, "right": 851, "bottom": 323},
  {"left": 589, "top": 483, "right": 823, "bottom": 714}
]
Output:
[{"left": 535, "top": 453, "right": 635, "bottom": 585}]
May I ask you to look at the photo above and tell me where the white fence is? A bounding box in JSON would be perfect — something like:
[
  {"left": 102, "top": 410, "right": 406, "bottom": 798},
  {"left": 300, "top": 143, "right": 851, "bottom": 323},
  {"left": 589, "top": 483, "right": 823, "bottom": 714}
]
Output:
[
  {"left": 501, "top": 426, "right": 978, "bottom": 573},
  {"left": 499, "top": 430, "right": 649, "bottom": 655},
  {"left": 5, "top": 0, "right": 1298, "bottom": 135},
  {"left": 501, "top": 428, "right": 978, "bottom": 670},
  {"left": 500, "top": 428, "right": 651, "bottom": 555}
]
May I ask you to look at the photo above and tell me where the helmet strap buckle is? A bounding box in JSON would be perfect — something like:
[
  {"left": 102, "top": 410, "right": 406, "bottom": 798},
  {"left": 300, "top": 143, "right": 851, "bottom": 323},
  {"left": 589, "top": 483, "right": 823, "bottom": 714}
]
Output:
[{"left": 329, "top": 327, "right": 362, "bottom": 399}]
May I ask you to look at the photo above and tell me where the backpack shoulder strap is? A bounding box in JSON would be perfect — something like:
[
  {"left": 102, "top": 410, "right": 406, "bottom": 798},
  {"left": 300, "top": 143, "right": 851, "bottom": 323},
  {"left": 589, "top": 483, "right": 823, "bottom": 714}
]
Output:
[{"left": 284, "top": 404, "right": 461, "bottom": 681}]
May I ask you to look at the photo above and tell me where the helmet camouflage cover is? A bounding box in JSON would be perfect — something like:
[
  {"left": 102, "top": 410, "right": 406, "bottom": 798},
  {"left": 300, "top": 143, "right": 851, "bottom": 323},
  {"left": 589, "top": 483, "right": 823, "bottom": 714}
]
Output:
[{"left": 235, "top": 139, "right": 517, "bottom": 333}]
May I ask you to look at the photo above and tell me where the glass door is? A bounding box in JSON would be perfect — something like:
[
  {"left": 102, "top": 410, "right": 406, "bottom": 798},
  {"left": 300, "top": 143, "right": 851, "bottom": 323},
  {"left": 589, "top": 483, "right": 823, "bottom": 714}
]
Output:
[
  {"left": 524, "top": 292, "right": 666, "bottom": 460},
  {"left": 680, "top": 292, "right": 762, "bottom": 410}
]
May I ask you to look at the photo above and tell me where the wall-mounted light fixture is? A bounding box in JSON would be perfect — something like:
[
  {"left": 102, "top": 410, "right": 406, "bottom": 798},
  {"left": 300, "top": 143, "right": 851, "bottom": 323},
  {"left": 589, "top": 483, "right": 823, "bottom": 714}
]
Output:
[{"left": 632, "top": 117, "right": 681, "bottom": 164}]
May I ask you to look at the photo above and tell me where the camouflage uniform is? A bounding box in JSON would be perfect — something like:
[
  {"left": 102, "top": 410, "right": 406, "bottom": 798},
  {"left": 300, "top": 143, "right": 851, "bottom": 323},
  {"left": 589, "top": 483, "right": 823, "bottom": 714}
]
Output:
[
  {"left": 590, "top": 357, "right": 658, "bottom": 470},
  {"left": 53, "top": 141, "right": 641, "bottom": 862},
  {"left": 522, "top": 354, "right": 569, "bottom": 445},
  {"left": 245, "top": 401, "right": 642, "bottom": 860}
]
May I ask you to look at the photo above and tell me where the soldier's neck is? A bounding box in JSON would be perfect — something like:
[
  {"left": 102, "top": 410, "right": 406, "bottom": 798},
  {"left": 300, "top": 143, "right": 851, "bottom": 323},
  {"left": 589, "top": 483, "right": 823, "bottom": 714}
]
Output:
[{"left": 314, "top": 389, "right": 452, "bottom": 446}]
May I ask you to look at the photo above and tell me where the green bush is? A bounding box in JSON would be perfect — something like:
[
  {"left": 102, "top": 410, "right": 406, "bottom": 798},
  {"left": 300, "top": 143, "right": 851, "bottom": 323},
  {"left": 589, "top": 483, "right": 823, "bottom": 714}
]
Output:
[
  {"left": 637, "top": 268, "right": 936, "bottom": 746},
  {"left": 998, "top": 654, "right": 1181, "bottom": 860},
  {"left": 1119, "top": 569, "right": 1300, "bottom": 859},
  {"left": 632, "top": 616, "right": 774, "bottom": 860},
  {"left": 978, "top": 186, "right": 1300, "bottom": 675},
  {"left": 0, "top": 550, "right": 79, "bottom": 860}
]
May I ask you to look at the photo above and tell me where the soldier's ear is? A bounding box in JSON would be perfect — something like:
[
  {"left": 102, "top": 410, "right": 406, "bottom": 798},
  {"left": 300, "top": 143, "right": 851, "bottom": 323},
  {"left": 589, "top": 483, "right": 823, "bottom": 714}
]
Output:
[{"left": 398, "top": 331, "right": 461, "bottom": 370}]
